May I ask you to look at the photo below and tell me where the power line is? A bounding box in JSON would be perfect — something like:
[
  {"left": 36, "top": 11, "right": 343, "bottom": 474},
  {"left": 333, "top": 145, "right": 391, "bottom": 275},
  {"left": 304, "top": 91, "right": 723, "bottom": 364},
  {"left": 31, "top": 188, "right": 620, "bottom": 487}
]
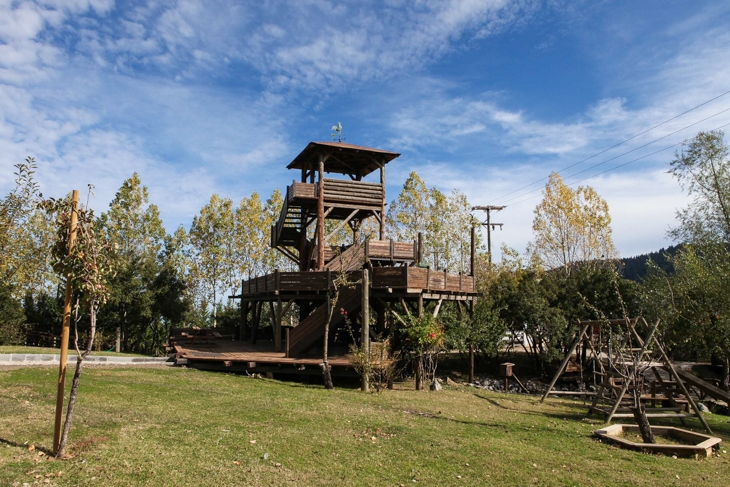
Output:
[
  {"left": 488, "top": 89, "right": 730, "bottom": 204},
  {"left": 495, "top": 106, "right": 730, "bottom": 206},
  {"left": 505, "top": 120, "right": 730, "bottom": 209}
]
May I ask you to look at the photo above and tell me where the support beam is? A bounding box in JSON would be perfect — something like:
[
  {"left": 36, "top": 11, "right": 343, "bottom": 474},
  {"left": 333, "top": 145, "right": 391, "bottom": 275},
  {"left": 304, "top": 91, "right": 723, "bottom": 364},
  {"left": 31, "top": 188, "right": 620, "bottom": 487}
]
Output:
[
  {"left": 275, "top": 246, "right": 299, "bottom": 265},
  {"left": 317, "top": 154, "right": 325, "bottom": 269},
  {"left": 324, "top": 209, "right": 359, "bottom": 243},
  {"left": 432, "top": 298, "right": 443, "bottom": 318},
  {"left": 380, "top": 162, "right": 386, "bottom": 239},
  {"left": 653, "top": 336, "right": 713, "bottom": 434},
  {"left": 541, "top": 322, "right": 591, "bottom": 402},
  {"left": 241, "top": 298, "right": 249, "bottom": 341}
]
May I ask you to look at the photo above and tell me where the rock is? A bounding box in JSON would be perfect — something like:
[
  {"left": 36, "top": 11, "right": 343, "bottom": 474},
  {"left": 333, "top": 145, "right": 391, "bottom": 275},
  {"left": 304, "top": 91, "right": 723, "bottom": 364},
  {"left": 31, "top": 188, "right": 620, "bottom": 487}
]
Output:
[
  {"left": 446, "top": 377, "right": 458, "bottom": 387},
  {"left": 697, "top": 402, "right": 710, "bottom": 413},
  {"left": 430, "top": 379, "right": 442, "bottom": 391}
]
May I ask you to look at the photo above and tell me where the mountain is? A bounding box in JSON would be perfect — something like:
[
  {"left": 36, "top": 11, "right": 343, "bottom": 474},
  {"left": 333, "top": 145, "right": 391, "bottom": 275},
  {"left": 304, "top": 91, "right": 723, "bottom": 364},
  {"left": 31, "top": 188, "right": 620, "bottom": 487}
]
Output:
[{"left": 621, "top": 244, "right": 683, "bottom": 282}]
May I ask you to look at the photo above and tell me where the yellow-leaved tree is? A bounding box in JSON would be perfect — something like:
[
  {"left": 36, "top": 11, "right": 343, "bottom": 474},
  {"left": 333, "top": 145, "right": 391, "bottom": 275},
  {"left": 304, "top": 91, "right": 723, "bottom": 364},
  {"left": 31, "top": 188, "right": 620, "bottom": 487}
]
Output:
[{"left": 528, "top": 173, "right": 617, "bottom": 271}]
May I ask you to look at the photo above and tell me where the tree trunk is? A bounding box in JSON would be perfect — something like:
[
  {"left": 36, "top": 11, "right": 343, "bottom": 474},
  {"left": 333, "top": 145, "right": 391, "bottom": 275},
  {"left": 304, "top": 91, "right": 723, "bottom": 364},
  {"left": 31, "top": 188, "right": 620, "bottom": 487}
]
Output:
[
  {"left": 213, "top": 287, "right": 217, "bottom": 328},
  {"left": 415, "top": 357, "right": 424, "bottom": 390},
  {"left": 631, "top": 403, "right": 656, "bottom": 444},
  {"left": 321, "top": 361, "right": 334, "bottom": 390},
  {"left": 322, "top": 294, "right": 334, "bottom": 390},
  {"left": 56, "top": 356, "right": 84, "bottom": 458},
  {"left": 723, "top": 354, "right": 730, "bottom": 392}
]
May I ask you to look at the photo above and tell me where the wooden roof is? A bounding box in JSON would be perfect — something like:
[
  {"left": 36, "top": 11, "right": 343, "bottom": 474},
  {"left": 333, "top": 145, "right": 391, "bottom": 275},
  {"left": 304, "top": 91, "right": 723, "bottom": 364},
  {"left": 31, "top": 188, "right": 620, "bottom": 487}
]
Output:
[{"left": 287, "top": 141, "right": 400, "bottom": 177}]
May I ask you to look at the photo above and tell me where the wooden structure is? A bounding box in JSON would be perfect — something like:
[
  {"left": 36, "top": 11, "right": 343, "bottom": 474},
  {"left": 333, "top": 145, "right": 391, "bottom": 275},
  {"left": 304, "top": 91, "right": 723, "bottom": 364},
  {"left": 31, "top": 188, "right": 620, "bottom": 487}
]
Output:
[
  {"left": 541, "top": 318, "right": 712, "bottom": 434},
  {"left": 171, "top": 141, "right": 477, "bottom": 376}
]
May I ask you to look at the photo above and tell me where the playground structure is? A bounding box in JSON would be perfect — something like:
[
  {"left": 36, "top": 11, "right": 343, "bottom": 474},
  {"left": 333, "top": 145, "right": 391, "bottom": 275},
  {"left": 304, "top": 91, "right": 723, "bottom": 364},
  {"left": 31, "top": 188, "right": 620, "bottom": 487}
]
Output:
[
  {"left": 541, "top": 318, "right": 715, "bottom": 434},
  {"left": 169, "top": 141, "right": 478, "bottom": 377}
]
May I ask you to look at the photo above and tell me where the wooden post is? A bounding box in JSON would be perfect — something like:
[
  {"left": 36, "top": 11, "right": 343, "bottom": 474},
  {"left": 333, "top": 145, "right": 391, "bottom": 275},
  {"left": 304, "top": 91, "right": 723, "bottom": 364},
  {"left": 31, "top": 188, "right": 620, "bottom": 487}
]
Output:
[
  {"left": 275, "top": 298, "right": 282, "bottom": 352},
  {"left": 317, "top": 154, "right": 325, "bottom": 270},
  {"left": 275, "top": 270, "right": 282, "bottom": 351},
  {"left": 241, "top": 301, "right": 249, "bottom": 341},
  {"left": 240, "top": 280, "right": 247, "bottom": 340},
  {"left": 379, "top": 162, "right": 386, "bottom": 240},
  {"left": 53, "top": 189, "right": 79, "bottom": 455},
  {"left": 469, "top": 300, "right": 475, "bottom": 384},
  {"left": 470, "top": 223, "right": 476, "bottom": 276},
  {"left": 361, "top": 268, "right": 370, "bottom": 392}
]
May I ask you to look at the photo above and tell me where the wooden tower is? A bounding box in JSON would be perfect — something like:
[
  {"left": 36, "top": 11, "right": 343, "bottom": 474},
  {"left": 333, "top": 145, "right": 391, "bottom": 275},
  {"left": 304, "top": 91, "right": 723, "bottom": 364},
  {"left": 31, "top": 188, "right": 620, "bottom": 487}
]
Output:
[{"left": 240, "top": 141, "right": 477, "bottom": 361}]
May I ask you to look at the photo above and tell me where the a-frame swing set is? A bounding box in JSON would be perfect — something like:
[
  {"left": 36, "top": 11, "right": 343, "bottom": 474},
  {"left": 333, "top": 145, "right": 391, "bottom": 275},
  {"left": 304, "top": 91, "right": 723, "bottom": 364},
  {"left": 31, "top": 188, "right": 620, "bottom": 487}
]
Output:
[{"left": 540, "top": 317, "right": 711, "bottom": 434}]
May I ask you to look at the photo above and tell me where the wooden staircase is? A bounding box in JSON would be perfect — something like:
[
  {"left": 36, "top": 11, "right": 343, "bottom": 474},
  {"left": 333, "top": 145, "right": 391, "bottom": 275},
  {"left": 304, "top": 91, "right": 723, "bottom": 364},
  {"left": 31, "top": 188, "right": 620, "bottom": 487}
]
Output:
[
  {"left": 324, "top": 244, "right": 364, "bottom": 272},
  {"left": 272, "top": 193, "right": 304, "bottom": 248},
  {"left": 287, "top": 285, "right": 361, "bottom": 357}
]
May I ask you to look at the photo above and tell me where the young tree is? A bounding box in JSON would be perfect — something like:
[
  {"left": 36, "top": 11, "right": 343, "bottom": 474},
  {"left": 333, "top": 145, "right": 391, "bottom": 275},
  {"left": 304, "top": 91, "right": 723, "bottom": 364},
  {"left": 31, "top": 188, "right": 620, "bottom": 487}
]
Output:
[
  {"left": 42, "top": 190, "right": 114, "bottom": 458},
  {"left": 528, "top": 172, "right": 617, "bottom": 271}
]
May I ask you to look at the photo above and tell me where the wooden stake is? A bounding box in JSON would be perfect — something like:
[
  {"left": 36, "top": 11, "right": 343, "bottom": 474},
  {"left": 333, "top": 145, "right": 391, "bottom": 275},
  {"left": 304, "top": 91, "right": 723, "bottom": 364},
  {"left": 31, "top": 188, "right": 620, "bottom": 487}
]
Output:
[{"left": 53, "top": 189, "right": 79, "bottom": 455}]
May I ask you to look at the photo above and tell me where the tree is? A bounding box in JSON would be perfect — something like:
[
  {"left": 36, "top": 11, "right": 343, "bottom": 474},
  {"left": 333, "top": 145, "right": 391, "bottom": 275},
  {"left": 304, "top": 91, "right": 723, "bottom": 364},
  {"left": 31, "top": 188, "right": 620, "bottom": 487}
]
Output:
[
  {"left": 42, "top": 189, "right": 114, "bottom": 458},
  {"left": 529, "top": 172, "right": 617, "bottom": 271},
  {"left": 669, "top": 130, "right": 730, "bottom": 244},
  {"left": 387, "top": 171, "right": 476, "bottom": 272},
  {"left": 189, "top": 194, "right": 236, "bottom": 327},
  {"left": 645, "top": 130, "right": 730, "bottom": 387},
  {"left": 98, "top": 174, "right": 170, "bottom": 351},
  {"left": 0, "top": 282, "right": 25, "bottom": 345},
  {"left": 0, "top": 157, "right": 40, "bottom": 283}
]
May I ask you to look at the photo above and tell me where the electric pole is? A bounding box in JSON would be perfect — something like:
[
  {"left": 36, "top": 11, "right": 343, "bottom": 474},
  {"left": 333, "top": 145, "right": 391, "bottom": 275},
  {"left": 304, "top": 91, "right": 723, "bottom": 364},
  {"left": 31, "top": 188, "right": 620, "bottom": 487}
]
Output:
[{"left": 471, "top": 205, "right": 506, "bottom": 264}]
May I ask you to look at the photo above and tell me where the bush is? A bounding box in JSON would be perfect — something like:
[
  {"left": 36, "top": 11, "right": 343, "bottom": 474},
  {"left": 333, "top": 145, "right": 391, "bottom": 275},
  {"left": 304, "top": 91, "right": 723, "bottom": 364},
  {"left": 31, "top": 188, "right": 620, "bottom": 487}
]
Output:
[{"left": 0, "top": 284, "right": 26, "bottom": 345}]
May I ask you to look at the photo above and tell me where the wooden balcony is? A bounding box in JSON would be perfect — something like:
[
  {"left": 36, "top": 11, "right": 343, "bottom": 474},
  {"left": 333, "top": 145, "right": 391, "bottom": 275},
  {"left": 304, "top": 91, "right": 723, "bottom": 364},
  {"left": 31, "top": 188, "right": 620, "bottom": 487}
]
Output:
[
  {"left": 372, "top": 267, "right": 475, "bottom": 294},
  {"left": 241, "top": 266, "right": 475, "bottom": 297},
  {"left": 287, "top": 179, "right": 384, "bottom": 210}
]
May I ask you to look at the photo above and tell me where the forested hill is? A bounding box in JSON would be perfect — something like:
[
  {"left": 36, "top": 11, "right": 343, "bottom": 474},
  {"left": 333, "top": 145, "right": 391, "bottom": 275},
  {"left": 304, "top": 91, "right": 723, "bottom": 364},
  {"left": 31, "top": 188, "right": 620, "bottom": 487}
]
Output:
[{"left": 621, "top": 244, "right": 683, "bottom": 281}]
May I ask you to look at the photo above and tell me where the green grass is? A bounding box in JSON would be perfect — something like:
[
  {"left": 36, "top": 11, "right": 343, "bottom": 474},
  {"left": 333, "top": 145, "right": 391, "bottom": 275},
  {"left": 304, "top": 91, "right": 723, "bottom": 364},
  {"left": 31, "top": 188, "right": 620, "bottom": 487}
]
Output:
[
  {"left": 1, "top": 367, "right": 729, "bottom": 486},
  {"left": 0, "top": 345, "right": 146, "bottom": 357}
]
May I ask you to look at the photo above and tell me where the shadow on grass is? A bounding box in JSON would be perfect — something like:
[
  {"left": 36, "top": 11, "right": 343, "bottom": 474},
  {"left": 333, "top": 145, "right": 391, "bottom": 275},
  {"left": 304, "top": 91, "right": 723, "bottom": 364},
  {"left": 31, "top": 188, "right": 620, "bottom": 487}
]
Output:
[{"left": 0, "top": 437, "right": 54, "bottom": 456}]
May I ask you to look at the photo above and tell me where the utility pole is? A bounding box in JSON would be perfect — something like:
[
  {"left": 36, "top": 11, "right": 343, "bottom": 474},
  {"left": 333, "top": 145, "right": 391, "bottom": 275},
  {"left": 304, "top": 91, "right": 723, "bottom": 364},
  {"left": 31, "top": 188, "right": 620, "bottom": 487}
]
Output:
[{"left": 471, "top": 205, "right": 506, "bottom": 263}]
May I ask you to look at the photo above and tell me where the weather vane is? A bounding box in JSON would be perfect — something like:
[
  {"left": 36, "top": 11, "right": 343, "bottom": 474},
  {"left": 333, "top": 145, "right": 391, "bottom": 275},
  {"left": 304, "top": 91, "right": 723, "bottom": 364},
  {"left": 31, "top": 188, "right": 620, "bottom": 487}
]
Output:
[{"left": 331, "top": 122, "right": 344, "bottom": 142}]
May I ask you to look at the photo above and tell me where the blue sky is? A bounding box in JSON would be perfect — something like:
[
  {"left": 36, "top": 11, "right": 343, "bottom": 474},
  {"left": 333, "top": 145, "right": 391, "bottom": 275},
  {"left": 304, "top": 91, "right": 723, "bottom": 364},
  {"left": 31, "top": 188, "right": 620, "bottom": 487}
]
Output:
[{"left": 2, "top": 0, "right": 730, "bottom": 259}]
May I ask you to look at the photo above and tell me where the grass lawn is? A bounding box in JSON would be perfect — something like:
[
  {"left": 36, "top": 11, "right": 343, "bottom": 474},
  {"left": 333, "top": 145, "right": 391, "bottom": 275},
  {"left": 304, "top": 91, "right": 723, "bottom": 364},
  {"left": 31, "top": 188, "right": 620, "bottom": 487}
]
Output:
[
  {"left": 1, "top": 366, "right": 729, "bottom": 486},
  {"left": 0, "top": 346, "right": 147, "bottom": 357}
]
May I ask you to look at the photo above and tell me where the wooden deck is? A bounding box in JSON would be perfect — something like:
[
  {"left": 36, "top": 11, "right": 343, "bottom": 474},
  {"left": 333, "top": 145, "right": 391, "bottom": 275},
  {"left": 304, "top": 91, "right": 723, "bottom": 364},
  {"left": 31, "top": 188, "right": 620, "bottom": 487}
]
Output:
[{"left": 172, "top": 339, "right": 353, "bottom": 371}]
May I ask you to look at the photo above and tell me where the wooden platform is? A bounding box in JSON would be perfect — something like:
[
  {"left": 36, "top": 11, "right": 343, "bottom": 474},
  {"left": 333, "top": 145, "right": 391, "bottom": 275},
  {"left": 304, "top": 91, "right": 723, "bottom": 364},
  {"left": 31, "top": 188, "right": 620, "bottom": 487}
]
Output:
[
  {"left": 172, "top": 339, "right": 353, "bottom": 375},
  {"left": 241, "top": 266, "right": 476, "bottom": 299}
]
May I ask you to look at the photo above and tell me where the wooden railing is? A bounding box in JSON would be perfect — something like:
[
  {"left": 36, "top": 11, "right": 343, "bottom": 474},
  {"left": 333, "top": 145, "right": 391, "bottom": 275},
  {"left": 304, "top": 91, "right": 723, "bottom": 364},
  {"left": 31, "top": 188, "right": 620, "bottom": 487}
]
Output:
[
  {"left": 372, "top": 267, "right": 475, "bottom": 293},
  {"left": 273, "top": 188, "right": 291, "bottom": 247},
  {"left": 242, "top": 267, "right": 475, "bottom": 296},
  {"left": 289, "top": 181, "right": 317, "bottom": 201},
  {"left": 286, "top": 180, "right": 383, "bottom": 208},
  {"left": 323, "top": 179, "right": 382, "bottom": 207},
  {"left": 242, "top": 270, "right": 357, "bottom": 295},
  {"left": 365, "top": 240, "right": 416, "bottom": 261}
]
